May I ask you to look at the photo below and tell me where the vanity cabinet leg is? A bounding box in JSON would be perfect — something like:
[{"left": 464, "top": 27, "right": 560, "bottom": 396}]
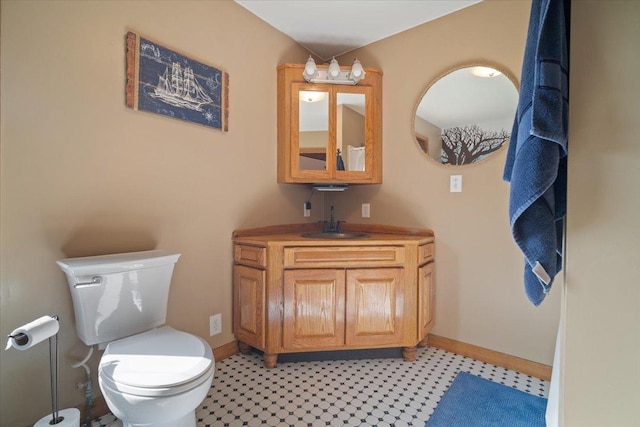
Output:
[
  {"left": 238, "top": 342, "right": 251, "bottom": 355},
  {"left": 402, "top": 346, "right": 417, "bottom": 362},
  {"left": 264, "top": 353, "right": 278, "bottom": 369},
  {"left": 417, "top": 336, "right": 429, "bottom": 348}
]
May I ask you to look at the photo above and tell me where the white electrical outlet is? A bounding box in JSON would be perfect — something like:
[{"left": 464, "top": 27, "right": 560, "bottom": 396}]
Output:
[
  {"left": 209, "top": 313, "right": 222, "bottom": 336},
  {"left": 450, "top": 175, "right": 462, "bottom": 192},
  {"left": 303, "top": 201, "right": 311, "bottom": 217},
  {"left": 362, "top": 203, "right": 371, "bottom": 218}
]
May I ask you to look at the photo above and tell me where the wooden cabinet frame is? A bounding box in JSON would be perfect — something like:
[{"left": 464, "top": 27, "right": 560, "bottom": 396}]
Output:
[
  {"left": 277, "top": 64, "right": 383, "bottom": 184},
  {"left": 233, "top": 223, "right": 434, "bottom": 368}
]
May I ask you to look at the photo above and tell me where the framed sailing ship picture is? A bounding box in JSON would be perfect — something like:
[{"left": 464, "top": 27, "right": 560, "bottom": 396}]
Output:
[{"left": 126, "top": 31, "right": 229, "bottom": 131}]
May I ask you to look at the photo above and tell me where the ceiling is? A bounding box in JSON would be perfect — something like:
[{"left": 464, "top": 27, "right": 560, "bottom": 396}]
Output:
[
  {"left": 236, "top": 0, "right": 515, "bottom": 134},
  {"left": 417, "top": 67, "right": 518, "bottom": 130},
  {"left": 234, "top": 0, "right": 482, "bottom": 60}
]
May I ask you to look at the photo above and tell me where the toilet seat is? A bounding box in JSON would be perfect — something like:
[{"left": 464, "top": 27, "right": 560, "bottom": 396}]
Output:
[{"left": 99, "top": 326, "right": 214, "bottom": 397}]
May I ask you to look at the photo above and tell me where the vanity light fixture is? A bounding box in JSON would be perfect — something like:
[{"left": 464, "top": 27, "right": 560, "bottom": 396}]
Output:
[
  {"left": 471, "top": 66, "right": 502, "bottom": 78},
  {"left": 302, "top": 56, "right": 366, "bottom": 85},
  {"left": 299, "top": 91, "right": 326, "bottom": 103}
]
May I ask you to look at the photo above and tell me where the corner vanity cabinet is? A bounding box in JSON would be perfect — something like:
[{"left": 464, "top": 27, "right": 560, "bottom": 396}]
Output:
[
  {"left": 232, "top": 224, "right": 435, "bottom": 368},
  {"left": 277, "top": 64, "right": 383, "bottom": 184}
]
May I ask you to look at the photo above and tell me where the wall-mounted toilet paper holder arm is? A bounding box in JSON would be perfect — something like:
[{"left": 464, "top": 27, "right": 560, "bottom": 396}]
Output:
[{"left": 74, "top": 276, "right": 102, "bottom": 288}]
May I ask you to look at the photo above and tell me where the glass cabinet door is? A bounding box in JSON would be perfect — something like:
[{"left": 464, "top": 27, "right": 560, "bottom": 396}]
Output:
[
  {"left": 292, "top": 83, "right": 332, "bottom": 180},
  {"left": 292, "top": 83, "right": 372, "bottom": 180},
  {"left": 297, "top": 87, "right": 329, "bottom": 171},
  {"left": 278, "top": 64, "right": 381, "bottom": 184},
  {"left": 336, "top": 91, "right": 368, "bottom": 174}
]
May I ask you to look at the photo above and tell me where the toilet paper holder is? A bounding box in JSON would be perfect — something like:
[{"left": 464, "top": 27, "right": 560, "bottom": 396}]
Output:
[
  {"left": 45, "top": 315, "right": 64, "bottom": 425},
  {"left": 7, "top": 331, "right": 29, "bottom": 346},
  {"left": 7, "top": 315, "right": 65, "bottom": 425}
]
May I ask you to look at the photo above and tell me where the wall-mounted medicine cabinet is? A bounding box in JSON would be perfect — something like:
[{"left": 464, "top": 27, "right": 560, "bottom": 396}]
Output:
[{"left": 277, "top": 63, "right": 382, "bottom": 184}]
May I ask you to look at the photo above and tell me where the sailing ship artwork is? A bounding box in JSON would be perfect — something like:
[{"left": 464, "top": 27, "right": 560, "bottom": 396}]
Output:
[{"left": 126, "top": 32, "right": 229, "bottom": 131}]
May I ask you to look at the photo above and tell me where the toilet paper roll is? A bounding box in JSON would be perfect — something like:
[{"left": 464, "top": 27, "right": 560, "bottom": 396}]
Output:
[
  {"left": 33, "top": 408, "right": 80, "bottom": 427},
  {"left": 5, "top": 316, "right": 59, "bottom": 351}
]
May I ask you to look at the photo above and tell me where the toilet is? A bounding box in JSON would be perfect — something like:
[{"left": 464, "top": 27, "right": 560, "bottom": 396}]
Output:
[{"left": 57, "top": 250, "right": 214, "bottom": 427}]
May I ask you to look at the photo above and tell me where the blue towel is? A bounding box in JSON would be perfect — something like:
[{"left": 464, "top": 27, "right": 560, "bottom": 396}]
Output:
[{"left": 504, "top": 0, "right": 570, "bottom": 306}]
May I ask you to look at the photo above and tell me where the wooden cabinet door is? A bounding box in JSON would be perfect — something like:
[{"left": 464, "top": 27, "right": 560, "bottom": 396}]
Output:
[
  {"left": 345, "top": 268, "right": 404, "bottom": 347},
  {"left": 277, "top": 64, "right": 382, "bottom": 184},
  {"left": 283, "top": 269, "right": 345, "bottom": 350},
  {"left": 233, "top": 265, "right": 266, "bottom": 349},
  {"left": 418, "top": 262, "right": 435, "bottom": 340}
]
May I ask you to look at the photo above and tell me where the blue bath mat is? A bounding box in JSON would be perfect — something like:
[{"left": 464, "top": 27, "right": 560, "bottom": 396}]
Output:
[{"left": 426, "top": 371, "right": 547, "bottom": 427}]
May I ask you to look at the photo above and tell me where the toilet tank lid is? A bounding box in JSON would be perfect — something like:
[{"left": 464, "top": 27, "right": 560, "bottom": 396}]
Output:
[{"left": 57, "top": 250, "right": 180, "bottom": 276}]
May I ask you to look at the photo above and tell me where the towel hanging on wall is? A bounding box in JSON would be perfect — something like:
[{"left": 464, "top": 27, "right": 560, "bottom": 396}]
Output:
[{"left": 503, "top": 0, "right": 570, "bottom": 306}]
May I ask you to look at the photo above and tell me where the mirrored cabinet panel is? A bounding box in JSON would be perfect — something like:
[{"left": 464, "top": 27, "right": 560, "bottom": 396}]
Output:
[
  {"left": 278, "top": 63, "right": 382, "bottom": 184},
  {"left": 297, "top": 88, "right": 329, "bottom": 171},
  {"left": 337, "top": 92, "right": 367, "bottom": 173}
]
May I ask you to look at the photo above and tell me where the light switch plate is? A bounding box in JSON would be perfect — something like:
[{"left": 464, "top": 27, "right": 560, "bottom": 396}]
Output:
[
  {"left": 361, "top": 203, "right": 371, "bottom": 218},
  {"left": 450, "top": 175, "right": 462, "bottom": 192}
]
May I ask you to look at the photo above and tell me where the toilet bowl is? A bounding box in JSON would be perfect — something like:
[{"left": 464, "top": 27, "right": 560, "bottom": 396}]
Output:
[
  {"left": 99, "top": 327, "right": 214, "bottom": 427},
  {"left": 57, "top": 250, "right": 214, "bottom": 427}
]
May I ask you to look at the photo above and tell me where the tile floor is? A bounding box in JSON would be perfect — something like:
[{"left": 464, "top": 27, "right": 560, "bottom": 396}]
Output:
[
  {"left": 196, "top": 346, "right": 549, "bottom": 427},
  {"left": 89, "top": 412, "right": 121, "bottom": 427}
]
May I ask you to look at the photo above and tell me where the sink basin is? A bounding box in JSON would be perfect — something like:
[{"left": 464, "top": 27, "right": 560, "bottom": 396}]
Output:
[{"left": 301, "top": 232, "right": 370, "bottom": 239}]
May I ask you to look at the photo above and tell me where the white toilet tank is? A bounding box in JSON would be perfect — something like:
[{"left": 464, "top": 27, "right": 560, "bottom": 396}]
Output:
[{"left": 57, "top": 250, "right": 181, "bottom": 346}]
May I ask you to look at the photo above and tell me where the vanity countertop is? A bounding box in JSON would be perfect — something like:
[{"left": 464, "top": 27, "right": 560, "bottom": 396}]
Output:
[{"left": 233, "top": 223, "right": 434, "bottom": 246}]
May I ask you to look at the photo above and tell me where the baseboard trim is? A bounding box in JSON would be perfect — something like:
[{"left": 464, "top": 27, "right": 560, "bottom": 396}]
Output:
[
  {"left": 78, "top": 340, "right": 240, "bottom": 422},
  {"left": 214, "top": 340, "right": 239, "bottom": 361},
  {"left": 426, "top": 334, "right": 552, "bottom": 381}
]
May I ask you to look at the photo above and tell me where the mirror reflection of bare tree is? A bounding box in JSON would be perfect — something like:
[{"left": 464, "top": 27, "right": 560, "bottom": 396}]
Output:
[
  {"left": 441, "top": 125, "right": 510, "bottom": 165},
  {"left": 414, "top": 65, "right": 519, "bottom": 167}
]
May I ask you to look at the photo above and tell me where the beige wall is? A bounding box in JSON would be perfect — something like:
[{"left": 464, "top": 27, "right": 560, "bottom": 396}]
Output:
[
  {"left": 0, "top": 1, "right": 312, "bottom": 425},
  {"left": 564, "top": 2, "right": 640, "bottom": 425},
  {"left": 332, "top": 0, "right": 561, "bottom": 364},
  {"left": 299, "top": 131, "right": 328, "bottom": 149},
  {"left": 1, "top": 1, "right": 571, "bottom": 426}
]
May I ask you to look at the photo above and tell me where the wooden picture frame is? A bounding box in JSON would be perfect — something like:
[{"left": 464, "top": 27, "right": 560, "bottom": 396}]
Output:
[{"left": 126, "top": 31, "right": 229, "bottom": 131}]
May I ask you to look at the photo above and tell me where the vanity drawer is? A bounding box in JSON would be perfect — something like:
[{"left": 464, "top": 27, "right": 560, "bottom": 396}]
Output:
[
  {"left": 284, "top": 246, "right": 405, "bottom": 268},
  {"left": 234, "top": 245, "right": 266, "bottom": 268},
  {"left": 418, "top": 243, "right": 435, "bottom": 264}
]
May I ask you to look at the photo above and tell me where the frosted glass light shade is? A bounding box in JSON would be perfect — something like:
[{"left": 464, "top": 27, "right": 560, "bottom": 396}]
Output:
[
  {"left": 351, "top": 59, "right": 364, "bottom": 78},
  {"left": 303, "top": 56, "right": 317, "bottom": 79},
  {"left": 328, "top": 58, "right": 340, "bottom": 78}
]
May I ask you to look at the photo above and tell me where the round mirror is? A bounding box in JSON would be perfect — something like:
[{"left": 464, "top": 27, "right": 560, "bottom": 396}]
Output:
[{"left": 413, "top": 64, "right": 519, "bottom": 166}]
